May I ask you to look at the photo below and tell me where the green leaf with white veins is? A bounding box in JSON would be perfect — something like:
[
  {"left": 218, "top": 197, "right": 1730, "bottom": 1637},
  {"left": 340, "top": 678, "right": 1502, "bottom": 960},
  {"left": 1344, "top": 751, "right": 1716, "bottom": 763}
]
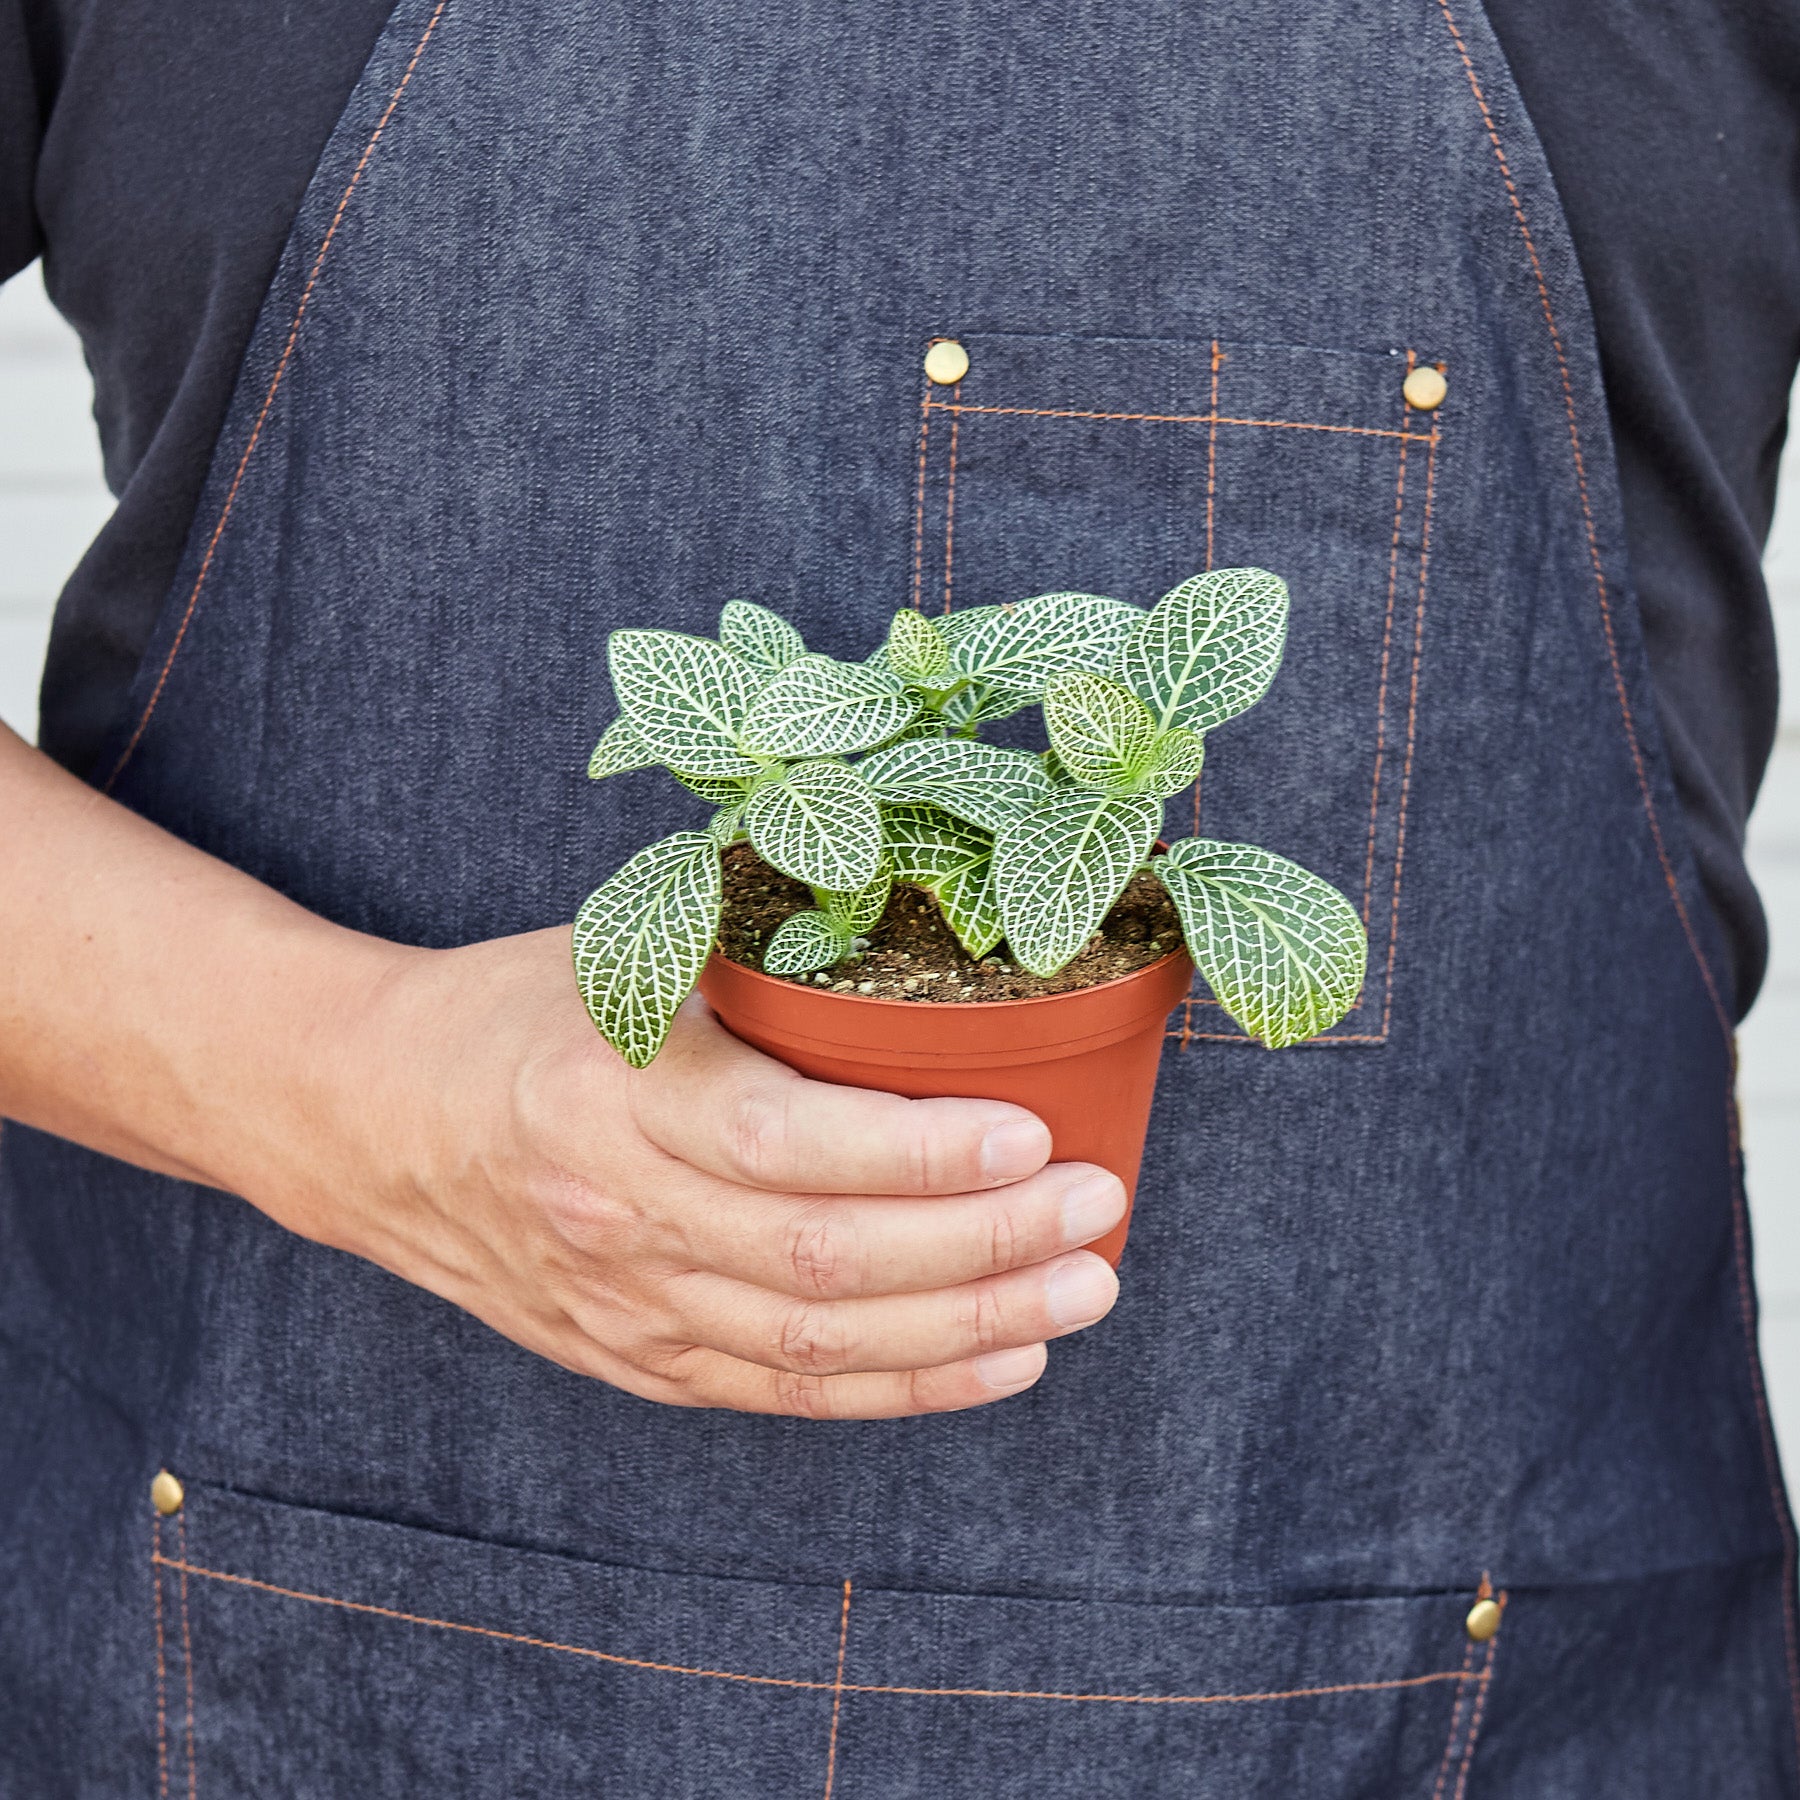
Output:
[
  {"left": 675, "top": 769, "right": 753, "bottom": 805},
  {"left": 1043, "top": 671, "right": 1159, "bottom": 792},
  {"left": 1154, "top": 838, "right": 1366, "bottom": 1048},
  {"left": 587, "top": 715, "right": 656, "bottom": 780},
  {"left": 739, "top": 655, "right": 919, "bottom": 759},
  {"left": 744, "top": 759, "right": 884, "bottom": 889},
  {"left": 885, "top": 610, "right": 951, "bottom": 684},
  {"left": 1139, "top": 726, "right": 1205, "bottom": 798},
  {"left": 883, "top": 804, "right": 1004, "bottom": 958},
  {"left": 945, "top": 592, "right": 1143, "bottom": 694},
  {"left": 719, "top": 600, "right": 807, "bottom": 672},
  {"left": 940, "top": 682, "right": 1036, "bottom": 728},
  {"left": 1117, "top": 568, "right": 1289, "bottom": 734},
  {"left": 705, "top": 802, "right": 745, "bottom": 846},
  {"left": 857, "top": 739, "right": 1050, "bottom": 834},
  {"left": 573, "top": 832, "right": 722, "bottom": 1068},
  {"left": 994, "top": 791, "right": 1163, "bottom": 975},
  {"left": 763, "top": 910, "right": 853, "bottom": 976},
  {"left": 609, "top": 630, "right": 762, "bottom": 777},
  {"left": 819, "top": 864, "right": 892, "bottom": 934}
]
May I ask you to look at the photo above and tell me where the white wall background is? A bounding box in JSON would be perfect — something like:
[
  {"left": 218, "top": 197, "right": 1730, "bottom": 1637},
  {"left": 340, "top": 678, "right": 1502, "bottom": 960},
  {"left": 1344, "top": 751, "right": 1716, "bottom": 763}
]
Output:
[{"left": 6, "top": 262, "right": 1800, "bottom": 1456}]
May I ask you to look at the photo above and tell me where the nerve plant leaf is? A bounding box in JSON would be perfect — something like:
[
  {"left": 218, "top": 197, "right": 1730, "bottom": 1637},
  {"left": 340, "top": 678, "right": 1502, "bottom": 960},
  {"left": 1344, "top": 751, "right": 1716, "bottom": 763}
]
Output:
[
  {"left": 609, "top": 630, "right": 762, "bottom": 777},
  {"left": 885, "top": 610, "right": 951, "bottom": 684},
  {"left": 705, "top": 802, "right": 745, "bottom": 846},
  {"left": 720, "top": 600, "right": 807, "bottom": 672},
  {"left": 882, "top": 804, "right": 1004, "bottom": 958},
  {"left": 1116, "top": 568, "right": 1288, "bottom": 734},
  {"left": 819, "top": 864, "right": 893, "bottom": 935},
  {"left": 739, "top": 655, "right": 920, "bottom": 759},
  {"left": 573, "top": 832, "right": 722, "bottom": 1069},
  {"left": 939, "top": 682, "right": 1036, "bottom": 728},
  {"left": 587, "top": 715, "right": 657, "bottom": 780},
  {"left": 993, "top": 791, "right": 1163, "bottom": 975},
  {"left": 743, "top": 759, "right": 884, "bottom": 890},
  {"left": 1139, "top": 727, "right": 1205, "bottom": 798},
  {"left": 1042, "top": 671, "right": 1160, "bottom": 792},
  {"left": 1153, "top": 838, "right": 1366, "bottom": 1047},
  {"left": 675, "top": 770, "right": 754, "bottom": 804},
  {"left": 763, "top": 910, "right": 853, "bottom": 975},
  {"left": 857, "top": 739, "right": 1050, "bottom": 834},
  {"left": 943, "top": 592, "right": 1143, "bottom": 694}
]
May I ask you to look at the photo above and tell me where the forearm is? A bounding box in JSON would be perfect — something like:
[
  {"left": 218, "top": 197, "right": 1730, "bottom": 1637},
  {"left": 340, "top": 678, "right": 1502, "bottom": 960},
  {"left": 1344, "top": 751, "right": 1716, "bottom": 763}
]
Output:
[{"left": 0, "top": 720, "right": 409, "bottom": 1204}]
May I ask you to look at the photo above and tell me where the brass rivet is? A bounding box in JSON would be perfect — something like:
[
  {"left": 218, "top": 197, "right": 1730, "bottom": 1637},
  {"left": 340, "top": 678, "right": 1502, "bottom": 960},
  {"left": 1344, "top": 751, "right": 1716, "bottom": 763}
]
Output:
[
  {"left": 1403, "top": 364, "right": 1448, "bottom": 411},
  {"left": 923, "top": 339, "right": 970, "bottom": 386},
  {"left": 1464, "top": 1596, "right": 1502, "bottom": 1642},
  {"left": 150, "top": 1470, "right": 184, "bottom": 1516}
]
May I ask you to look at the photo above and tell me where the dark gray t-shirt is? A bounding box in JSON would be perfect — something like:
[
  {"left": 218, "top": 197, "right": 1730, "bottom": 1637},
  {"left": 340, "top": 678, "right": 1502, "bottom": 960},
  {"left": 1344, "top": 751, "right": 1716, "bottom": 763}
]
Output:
[{"left": 3, "top": 0, "right": 1797, "bottom": 1012}]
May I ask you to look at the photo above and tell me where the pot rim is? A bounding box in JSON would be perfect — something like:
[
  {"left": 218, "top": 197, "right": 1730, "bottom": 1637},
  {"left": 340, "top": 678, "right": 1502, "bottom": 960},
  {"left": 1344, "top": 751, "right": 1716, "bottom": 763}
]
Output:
[{"left": 703, "top": 941, "right": 1194, "bottom": 1013}]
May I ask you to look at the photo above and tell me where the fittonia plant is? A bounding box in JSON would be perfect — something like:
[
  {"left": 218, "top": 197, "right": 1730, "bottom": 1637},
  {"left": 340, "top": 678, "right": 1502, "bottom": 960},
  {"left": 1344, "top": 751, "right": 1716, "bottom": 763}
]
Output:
[{"left": 575, "top": 571, "right": 1367, "bottom": 1066}]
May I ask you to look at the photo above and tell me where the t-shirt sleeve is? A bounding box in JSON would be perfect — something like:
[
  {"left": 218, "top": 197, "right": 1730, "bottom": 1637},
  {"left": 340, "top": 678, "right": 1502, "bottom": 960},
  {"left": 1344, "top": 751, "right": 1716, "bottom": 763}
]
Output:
[{"left": 0, "top": 0, "right": 58, "bottom": 283}]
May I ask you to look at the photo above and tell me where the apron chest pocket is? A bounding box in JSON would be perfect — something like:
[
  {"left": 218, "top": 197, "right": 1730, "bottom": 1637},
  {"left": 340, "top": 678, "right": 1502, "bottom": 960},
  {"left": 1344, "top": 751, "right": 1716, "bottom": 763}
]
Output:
[{"left": 907, "top": 329, "right": 1444, "bottom": 1046}]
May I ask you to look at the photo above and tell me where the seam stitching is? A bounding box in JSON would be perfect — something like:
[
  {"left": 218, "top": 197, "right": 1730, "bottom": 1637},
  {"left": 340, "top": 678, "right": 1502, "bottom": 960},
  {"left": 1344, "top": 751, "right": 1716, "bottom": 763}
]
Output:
[
  {"left": 1362, "top": 357, "right": 1414, "bottom": 922},
  {"left": 153, "top": 1555, "right": 1473, "bottom": 1708},
  {"left": 909, "top": 381, "right": 932, "bottom": 614},
  {"left": 1427, "top": 1, "right": 1727, "bottom": 1032},
  {"left": 1429, "top": 1634, "right": 1480, "bottom": 1800},
  {"left": 923, "top": 400, "right": 1432, "bottom": 442},
  {"left": 179, "top": 1512, "right": 197, "bottom": 1800},
  {"left": 101, "top": 0, "right": 452, "bottom": 793},
  {"left": 1450, "top": 1594, "right": 1506, "bottom": 1800},
  {"left": 153, "top": 1514, "right": 170, "bottom": 1800},
  {"left": 1430, "top": 0, "right": 1799, "bottom": 1763},
  {"left": 941, "top": 392, "right": 961, "bottom": 616},
  {"left": 1171, "top": 416, "right": 1435, "bottom": 1048},
  {"left": 822, "top": 1579, "right": 852, "bottom": 1799},
  {"left": 1378, "top": 425, "right": 1438, "bottom": 1039}
]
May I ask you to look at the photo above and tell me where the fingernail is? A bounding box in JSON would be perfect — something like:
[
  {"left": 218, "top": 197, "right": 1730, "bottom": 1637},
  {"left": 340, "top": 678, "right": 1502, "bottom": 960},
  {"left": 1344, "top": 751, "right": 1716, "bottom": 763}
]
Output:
[
  {"left": 1060, "top": 1173, "right": 1126, "bottom": 1245},
  {"left": 976, "top": 1345, "right": 1046, "bottom": 1390},
  {"left": 980, "top": 1118, "right": 1050, "bottom": 1183},
  {"left": 1045, "top": 1254, "right": 1118, "bottom": 1330}
]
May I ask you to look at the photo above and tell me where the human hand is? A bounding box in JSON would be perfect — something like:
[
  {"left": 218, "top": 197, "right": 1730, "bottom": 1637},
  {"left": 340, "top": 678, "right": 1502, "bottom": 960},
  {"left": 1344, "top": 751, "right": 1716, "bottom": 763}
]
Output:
[{"left": 283, "top": 928, "right": 1126, "bottom": 1418}]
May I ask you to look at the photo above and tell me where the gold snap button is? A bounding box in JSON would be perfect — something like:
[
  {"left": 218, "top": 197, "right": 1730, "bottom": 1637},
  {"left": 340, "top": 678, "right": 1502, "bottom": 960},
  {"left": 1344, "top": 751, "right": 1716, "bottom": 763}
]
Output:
[
  {"left": 150, "top": 1469, "right": 185, "bottom": 1516},
  {"left": 1403, "top": 364, "right": 1448, "bottom": 411},
  {"left": 923, "top": 339, "right": 970, "bottom": 386},
  {"left": 1464, "top": 1597, "right": 1502, "bottom": 1642}
]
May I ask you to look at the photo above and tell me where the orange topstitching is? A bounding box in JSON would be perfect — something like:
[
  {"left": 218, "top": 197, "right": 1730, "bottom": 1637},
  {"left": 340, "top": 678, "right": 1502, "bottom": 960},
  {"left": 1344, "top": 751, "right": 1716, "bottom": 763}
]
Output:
[
  {"left": 1377, "top": 426, "right": 1439, "bottom": 1040},
  {"left": 941, "top": 393, "right": 961, "bottom": 616},
  {"left": 153, "top": 1515, "right": 170, "bottom": 1800},
  {"left": 1451, "top": 1621, "right": 1502, "bottom": 1800},
  {"left": 178, "top": 1512, "right": 198, "bottom": 1800},
  {"left": 1169, "top": 422, "right": 1437, "bottom": 1049},
  {"left": 153, "top": 1553, "right": 1476, "bottom": 1710},
  {"left": 101, "top": 0, "right": 451, "bottom": 794},
  {"left": 1428, "top": 1632, "right": 1481, "bottom": 1800},
  {"left": 909, "top": 385, "right": 932, "bottom": 614},
  {"left": 923, "top": 399, "right": 1432, "bottom": 443},
  {"left": 1362, "top": 356, "right": 1415, "bottom": 921},
  {"left": 1430, "top": 0, "right": 1800, "bottom": 1766},
  {"left": 821, "top": 1578, "right": 852, "bottom": 1800}
]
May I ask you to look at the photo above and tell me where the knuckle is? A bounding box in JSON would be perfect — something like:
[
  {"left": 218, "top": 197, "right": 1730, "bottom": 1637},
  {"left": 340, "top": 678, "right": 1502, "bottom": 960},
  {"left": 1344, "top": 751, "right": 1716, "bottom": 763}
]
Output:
[
  {"left": 985, "top": 1203, "right": 1028, "bottom": 1273},
  {"left": 722, "top": 1078, "right": 791, "bottom": 1186},
  {"left": 781, "top": 1204, "right": 858, "bottom": 1297},
  {"left": 771, "top": 1368, "right": 841, "bottom": 1420},
  {"left": 901, "top": 1365, "right": 948, "bottom": 1416},
  {"left": 956, "top": 1280, "right": 1012, "bottom": 1354},
  {"left": 774, "top": 1300, "right": 848, "bottom": 1375}
]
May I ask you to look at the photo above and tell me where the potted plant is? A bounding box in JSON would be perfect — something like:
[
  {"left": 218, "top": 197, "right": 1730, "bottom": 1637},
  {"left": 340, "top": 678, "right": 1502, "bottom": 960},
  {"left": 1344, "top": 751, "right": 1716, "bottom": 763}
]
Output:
[{"left": 575, "top": 571, "right": 1365, "bottom": 1264}]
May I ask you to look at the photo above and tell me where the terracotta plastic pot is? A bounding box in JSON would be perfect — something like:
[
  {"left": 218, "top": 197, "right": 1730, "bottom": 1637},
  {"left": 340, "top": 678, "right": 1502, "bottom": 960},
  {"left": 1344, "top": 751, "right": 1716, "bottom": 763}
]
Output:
[{"left": 697, "top": 947, "right": 1194, "bottom": 1268}]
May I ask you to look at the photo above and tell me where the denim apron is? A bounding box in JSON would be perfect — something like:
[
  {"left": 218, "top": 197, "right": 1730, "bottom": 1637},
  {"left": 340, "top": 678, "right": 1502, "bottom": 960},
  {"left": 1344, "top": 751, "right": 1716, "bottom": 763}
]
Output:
[{"left": 4, "top": 0, "right": 1798, "bottom": 1792}]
